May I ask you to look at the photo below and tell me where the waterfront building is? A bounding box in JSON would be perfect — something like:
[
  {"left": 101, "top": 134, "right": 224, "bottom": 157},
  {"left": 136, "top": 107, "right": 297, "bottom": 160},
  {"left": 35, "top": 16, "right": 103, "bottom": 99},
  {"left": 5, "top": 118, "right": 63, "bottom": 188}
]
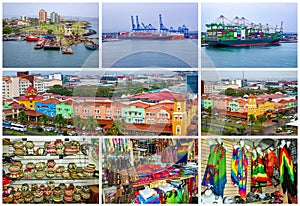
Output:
[{"left": 39, "top": 9, "right": 47, "bottom": 22}]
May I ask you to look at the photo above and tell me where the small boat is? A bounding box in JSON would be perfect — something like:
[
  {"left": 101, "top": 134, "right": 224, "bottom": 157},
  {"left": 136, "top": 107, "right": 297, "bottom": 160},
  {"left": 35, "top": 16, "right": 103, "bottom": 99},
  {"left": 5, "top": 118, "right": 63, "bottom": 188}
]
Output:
[
  {"left": 26, "top": 36, "right": 39, "bottom": 41},
  {"left": 44, "top": 38, "right": 60, "bottom": 50},
  {"left": 84, "top": 41, "right": 98, "bottom": 50},
  {"left": 34, "top": 38, "right": 47, "bottom": 49}
]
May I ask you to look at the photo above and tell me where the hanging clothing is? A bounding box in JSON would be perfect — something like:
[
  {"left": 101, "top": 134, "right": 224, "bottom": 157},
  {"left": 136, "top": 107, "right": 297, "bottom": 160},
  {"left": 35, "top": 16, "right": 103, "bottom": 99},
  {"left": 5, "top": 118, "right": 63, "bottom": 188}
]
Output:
[
  {"left": 202, "top": 143, "right": 227, "bottom": 197},
  {"left": 279, "top": 145, "right": 296, "bottom": 196},
  {"left": 264, "top": 149, "right": 280, "bottom": 187},
  {"left": 251, "top": 149, "right": 271, "bottom": 188},
  {"left": 231, "top": 145, "right": 248, "bottom": 200}
]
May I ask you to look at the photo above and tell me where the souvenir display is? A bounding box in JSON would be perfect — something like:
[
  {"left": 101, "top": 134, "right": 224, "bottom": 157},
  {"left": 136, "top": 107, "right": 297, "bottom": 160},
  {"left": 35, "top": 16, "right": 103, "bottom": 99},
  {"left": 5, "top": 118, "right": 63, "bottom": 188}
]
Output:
[
  {"left": 102, "top": 138, "right": 198, "bottom": 204},
  {"left": 2, "top": 138, "right": 99, "bottom": 204},
  {"left": 201, "top": 138, "right": 298, "bottom": 204}
]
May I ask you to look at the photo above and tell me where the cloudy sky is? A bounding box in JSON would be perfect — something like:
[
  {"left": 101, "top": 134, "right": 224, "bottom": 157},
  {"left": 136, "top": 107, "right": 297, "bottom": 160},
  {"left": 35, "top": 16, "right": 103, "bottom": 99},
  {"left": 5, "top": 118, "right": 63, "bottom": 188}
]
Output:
[
  {"left": 103, "top": 3, "right": 198, "bottom": 32},
  {"left": 202, "top": 70, "right": 298, "bottom": 81},
  {"left": 202, "top": 3, "right": 297, "bottom": 33},
  {"left": 3, "top": 3, "right": 99, "bottom": 18}
]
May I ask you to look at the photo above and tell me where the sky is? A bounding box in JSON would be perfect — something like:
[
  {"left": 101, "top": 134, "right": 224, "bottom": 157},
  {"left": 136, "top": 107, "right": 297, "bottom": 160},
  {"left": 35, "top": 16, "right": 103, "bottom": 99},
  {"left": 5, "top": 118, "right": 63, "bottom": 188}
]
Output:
[
  {"left": 201, "top": 3, "right": 297, "bottom": 33},
  {"left": 202, "top": 70, "right": 298, "bottom": 81},
  {"left": 3, "top": 3, "right": 99, "bottom": 18},
  {"left": 103, "top": 3, "right": 198, "bottom": 32}
]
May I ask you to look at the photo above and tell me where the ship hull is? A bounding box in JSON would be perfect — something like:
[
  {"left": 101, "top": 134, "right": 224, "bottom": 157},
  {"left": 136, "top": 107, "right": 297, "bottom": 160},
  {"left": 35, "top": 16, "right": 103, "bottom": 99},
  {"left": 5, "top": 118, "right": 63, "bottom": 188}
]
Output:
[
  {"left": 206, "top": 39, "right": 280, "bottom": 47},
  {"left": 118, "top": 32, "right": 184, "bottom": 40}
]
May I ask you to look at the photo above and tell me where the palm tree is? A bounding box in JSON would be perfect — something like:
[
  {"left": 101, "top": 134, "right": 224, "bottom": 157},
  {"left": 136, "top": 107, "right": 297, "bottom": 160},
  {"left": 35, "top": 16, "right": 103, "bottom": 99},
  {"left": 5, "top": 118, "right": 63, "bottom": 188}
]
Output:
[
  {"left": 39, "top": 114, "right": 49, "bottom": 126},
  {"left": 73, "top": 115, "right": 84, "bottom": 130},
  {"left": 86, "top": 116, "right": 99, "bottom": 133},
  {"left": 54, "top": 114, "right": 67, "bottom": 129},
  {"left": 106, "top": 120, "right": 125, "bottom": 136},
  {"left": 17, "top": 110, "right": 28, "bottom": 124},
  {"left": 248, "top": 114, "right": 256, "bottom": 124}
]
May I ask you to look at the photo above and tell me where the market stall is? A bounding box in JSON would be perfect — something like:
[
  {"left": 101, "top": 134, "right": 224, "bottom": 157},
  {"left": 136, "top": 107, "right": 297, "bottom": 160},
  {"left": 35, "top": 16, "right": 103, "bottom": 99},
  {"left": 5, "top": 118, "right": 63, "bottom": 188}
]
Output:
[
  {"left": 201, "top": 138, "right": 297, "bottom": 204},
  {"left": 102, "top": 138, "right": 198, "bottom": 204},
  {"left": 2, "top": 138, "right": 99, "bottom": 204}
]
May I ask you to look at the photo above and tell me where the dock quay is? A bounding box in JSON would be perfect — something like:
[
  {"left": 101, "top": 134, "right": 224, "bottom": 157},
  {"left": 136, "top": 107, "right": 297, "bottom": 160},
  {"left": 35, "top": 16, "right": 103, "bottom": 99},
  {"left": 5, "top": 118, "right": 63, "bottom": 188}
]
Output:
[
  {"left": 44, "top": 39, "right": 60, "bottom": 50},
  {"left": 61, "top": 38, "right": 73, "bottom": 54}
]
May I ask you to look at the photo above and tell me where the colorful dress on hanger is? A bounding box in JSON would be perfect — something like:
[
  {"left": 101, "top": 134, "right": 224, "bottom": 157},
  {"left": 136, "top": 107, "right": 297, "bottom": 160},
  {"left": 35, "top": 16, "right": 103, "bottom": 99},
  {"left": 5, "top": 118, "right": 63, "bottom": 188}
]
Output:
[
  {"left": 231, "top": 145, "right": 248, "bottom": 200},
  {"left": 279, "top": 145, "right": 296, "bottom": 196},
  {"left": 264, "top": 150, "right": 280, "bottom": 187},
  {"left": 251, "top": 150, "right": 271, "bottom": 188},
  {"left": 202, "top": 143, "right": 227, "bottom": 197}
]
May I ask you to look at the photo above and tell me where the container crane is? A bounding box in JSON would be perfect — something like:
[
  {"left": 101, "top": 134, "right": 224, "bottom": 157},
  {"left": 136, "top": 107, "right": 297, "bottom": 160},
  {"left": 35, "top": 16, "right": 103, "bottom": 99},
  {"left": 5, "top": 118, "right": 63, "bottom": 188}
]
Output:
[
  {"left": 131, "top": 16, "right": 136, "bottom": 31},
  {"left": 136, "top": 15, "right": 141, "bottom": 31},
  {"left": 159, "top": 14, "right": 169, "bottom": 32}
]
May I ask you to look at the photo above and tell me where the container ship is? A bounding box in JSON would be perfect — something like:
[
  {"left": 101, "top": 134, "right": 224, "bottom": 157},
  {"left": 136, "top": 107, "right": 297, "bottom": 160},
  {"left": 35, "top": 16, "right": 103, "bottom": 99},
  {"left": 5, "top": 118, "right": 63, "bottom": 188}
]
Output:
[
  {"left": 205, "top": 15, "right": 283, "bottom": 47},
  {"left": 116, "top": 14, "right": 187, "bottom": 40}
]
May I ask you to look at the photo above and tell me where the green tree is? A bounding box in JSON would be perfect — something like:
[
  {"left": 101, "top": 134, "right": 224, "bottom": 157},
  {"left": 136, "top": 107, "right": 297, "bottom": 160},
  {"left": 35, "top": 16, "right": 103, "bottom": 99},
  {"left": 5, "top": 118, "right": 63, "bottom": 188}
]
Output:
[
  {"left": 3, "top": 26, "right": 12, "bottom": 34},
  {"left": 248, "top": 114, "right": 256, "bottom": 124},
  {"left": 39, "top": 114, "right": 49, "bottom": 126},
  {"left": 54, "top": 114, "right": 67, "bottom": 129},
  {"left": 224, "top": 88, "right": 236, "bottom": 97},
  {"left": 86, "top": 116, "right": 99, "bottom": 133},
  {"left": 106, "top": 120, "right": 125, "bottom": 136},
  {"left": 206, "top": 106, "right": 212, "bottom": 116},
  {"left": 258, "top": 116, "right": 267, "bottom": 125},
  {"left": 73, "top": 115, "right": 84, "bottom": 130},
  {"left": 17, "top": 110, "right": 28, "bottom": 124},
  {"left": 236, "top": 125, "right": 247, "bottom": 135}
]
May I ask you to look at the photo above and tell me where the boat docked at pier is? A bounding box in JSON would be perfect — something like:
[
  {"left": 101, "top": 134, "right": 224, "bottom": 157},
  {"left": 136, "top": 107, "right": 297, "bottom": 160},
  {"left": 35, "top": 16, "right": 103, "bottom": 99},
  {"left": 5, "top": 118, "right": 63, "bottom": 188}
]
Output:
[
  {"left": 205, "top": 15, "right": 283, "bottom": 47},
  {"left": 25, "top": 35, "right": 39, "bottom": 41},
  {"left": 34, "top": 38, "right": 47, "bottom": 49}
]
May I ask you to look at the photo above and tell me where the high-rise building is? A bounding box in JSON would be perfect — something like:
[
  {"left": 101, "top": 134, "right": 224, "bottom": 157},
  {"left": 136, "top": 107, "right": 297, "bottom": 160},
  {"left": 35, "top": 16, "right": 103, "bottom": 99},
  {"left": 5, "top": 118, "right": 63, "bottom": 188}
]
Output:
[
  {"left": 39, "top": 9, "right": 47, "bottom": 22},
  {"left": 50, "top": 12, "right": 59, "bottom": 23},
  {"left": 186, "top": 72, "right": 198, "bottom": 94}
]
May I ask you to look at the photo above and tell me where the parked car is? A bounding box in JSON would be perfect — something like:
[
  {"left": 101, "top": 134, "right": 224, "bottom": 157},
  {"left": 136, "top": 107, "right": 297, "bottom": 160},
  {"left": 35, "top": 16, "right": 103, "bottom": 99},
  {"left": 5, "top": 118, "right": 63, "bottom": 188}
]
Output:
[{"left": 287, "top": 130, "right": 294, "bottom": 135}]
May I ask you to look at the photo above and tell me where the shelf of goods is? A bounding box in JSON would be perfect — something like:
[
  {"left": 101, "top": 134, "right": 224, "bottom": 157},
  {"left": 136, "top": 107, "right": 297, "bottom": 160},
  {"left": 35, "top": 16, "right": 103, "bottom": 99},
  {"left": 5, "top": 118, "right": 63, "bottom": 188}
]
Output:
[{"left": 2, "top": 137, "right": 99, "bottom": 204}]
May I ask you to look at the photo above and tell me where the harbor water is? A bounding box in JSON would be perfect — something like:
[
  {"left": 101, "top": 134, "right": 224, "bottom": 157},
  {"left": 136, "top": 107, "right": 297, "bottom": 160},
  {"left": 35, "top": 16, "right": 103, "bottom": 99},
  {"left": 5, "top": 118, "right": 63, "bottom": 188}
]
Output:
[
  {"left": 102, "top": 39, "right": 198, "bottom": 68},
  {"left": 3, "top": 17, "right": 99, "bottom": 68},
  {"left": 202, "top": 43, "right": 297, "bottom": 68}
]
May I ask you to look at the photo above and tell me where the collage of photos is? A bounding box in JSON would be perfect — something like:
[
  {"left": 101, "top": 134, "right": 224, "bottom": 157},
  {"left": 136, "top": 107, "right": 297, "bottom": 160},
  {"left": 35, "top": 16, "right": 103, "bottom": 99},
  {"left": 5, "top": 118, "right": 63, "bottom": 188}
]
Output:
[{"left": 1, "top": 0, "right": 299, "bottom": 205}]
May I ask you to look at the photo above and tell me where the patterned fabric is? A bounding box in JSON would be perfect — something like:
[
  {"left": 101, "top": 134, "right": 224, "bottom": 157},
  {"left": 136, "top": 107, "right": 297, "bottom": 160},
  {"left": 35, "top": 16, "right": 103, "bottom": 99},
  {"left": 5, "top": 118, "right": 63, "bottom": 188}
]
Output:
[
  {"left": 202, "top": 144, "right": 227, "bottom": 197},
  {"left": 251, "top": 149, "right": 271, "bottom": 188},
  {"left": 231, "top": 145, "right": 248, "bottom": 200},
  {"left": 264, "top": 150, "right": 280, "bottom": 186},
  {"left": 279, "top": 145, "right": 296, "bottom": 196}
]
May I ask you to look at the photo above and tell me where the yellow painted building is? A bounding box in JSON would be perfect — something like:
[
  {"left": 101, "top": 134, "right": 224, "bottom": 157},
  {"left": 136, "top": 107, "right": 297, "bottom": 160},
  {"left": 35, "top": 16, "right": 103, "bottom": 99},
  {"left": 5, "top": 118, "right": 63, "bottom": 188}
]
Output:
[
  {"left": 18, "top": 86, "right": 43, "bottom": 110},
  {"left": 247, "top": 95, "right": 275, "bottom": 120}
]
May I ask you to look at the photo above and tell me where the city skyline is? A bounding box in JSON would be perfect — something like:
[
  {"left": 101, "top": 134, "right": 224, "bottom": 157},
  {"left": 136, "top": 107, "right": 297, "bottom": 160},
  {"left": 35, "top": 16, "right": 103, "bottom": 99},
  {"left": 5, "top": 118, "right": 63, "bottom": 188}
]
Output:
[
  {"left": 202, "top": 71, "right": 298, "bottom": 81},
  {"left": 3, "top": 3, "right": 99, "bottom": 18},
  {"left": 201, "top": 3, "right": 297, "bottom": 33},
  {"left": 103, "top": 3, "right": 198, "bottom": 32}
]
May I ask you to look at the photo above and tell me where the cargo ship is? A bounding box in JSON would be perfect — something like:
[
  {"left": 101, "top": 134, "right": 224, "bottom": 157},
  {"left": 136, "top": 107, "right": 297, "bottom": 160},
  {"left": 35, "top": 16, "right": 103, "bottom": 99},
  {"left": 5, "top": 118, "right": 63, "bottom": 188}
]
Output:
[
  {"left": 118, "top": 32, "right": 184, "bottom": 40},
  {"left": 116, "top": 14, "right": 186, "bottom": 40},
  {"left": 205, "top": 15, "right": 283, "bottom": 47}
]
